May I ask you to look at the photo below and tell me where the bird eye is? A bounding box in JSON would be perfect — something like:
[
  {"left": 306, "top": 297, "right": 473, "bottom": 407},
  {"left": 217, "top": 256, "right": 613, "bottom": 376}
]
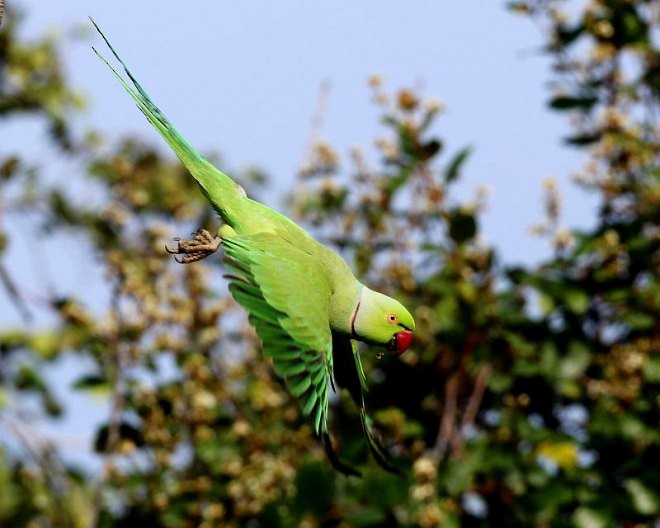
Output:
[{"left": 387, "top": 313, "right": 398, "bottom": 324}]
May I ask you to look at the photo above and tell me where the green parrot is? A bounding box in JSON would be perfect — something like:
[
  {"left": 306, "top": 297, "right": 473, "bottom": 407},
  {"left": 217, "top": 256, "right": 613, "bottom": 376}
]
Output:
[{"left": 92, "top": 20, "right": 414, "bottom": 476}]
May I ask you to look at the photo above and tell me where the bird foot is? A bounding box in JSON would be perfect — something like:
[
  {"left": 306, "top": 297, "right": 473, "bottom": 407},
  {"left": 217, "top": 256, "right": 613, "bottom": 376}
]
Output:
[{"left": 165, "top": 229, "right": 221, "bottom": 264}]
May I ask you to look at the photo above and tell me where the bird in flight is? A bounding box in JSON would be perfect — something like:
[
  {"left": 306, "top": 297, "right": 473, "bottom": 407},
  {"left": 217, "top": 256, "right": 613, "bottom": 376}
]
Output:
[{"left": 92, "top": 19, "right": 414, "bottom": 476}]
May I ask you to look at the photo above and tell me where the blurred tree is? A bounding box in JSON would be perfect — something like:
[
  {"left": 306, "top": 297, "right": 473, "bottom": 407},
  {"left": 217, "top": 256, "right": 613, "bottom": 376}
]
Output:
[{"left": 0, "top": 1, "right": 658, "bottom": 527}]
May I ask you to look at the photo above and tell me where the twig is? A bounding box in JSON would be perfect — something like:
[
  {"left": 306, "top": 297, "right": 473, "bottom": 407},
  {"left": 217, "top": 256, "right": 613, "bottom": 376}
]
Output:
[
  {"left": 294, "top": 79, "right": 332, "bottom": 217},
  {"left": 1, "top": 417, "right": 74, "bottom": 498},
  {"left": 461, "top": 362, "right": 492, "bottom": 432},
  {"left": 433, "top": 372, "right": 458, "bottom": 461},
  {"left": 88, "top": 279, "right": 127, "bottom": 528},
  {"left": 0, "top": 261, "right": 33, "bottom": 323},
  {"left": 305, "top": 79, "right": 331, "bottom": 154},
  {"left": 446, "top": 361, "right": 493, "bottom": 458}
]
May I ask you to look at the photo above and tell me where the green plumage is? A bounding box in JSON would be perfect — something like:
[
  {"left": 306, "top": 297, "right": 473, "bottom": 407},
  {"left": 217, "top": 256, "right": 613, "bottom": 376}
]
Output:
[
  {"left": 223, "top": 234, "right": 332, "bottom": 436},
  {"left": 92, "top": 19, "right": 414, "bottom": 476}
]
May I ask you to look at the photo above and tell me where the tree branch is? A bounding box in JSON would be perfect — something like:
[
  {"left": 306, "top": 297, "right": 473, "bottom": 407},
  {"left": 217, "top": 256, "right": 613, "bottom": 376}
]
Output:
[{"left": 433, "top": 372, "right": 459, "bottom": 462}]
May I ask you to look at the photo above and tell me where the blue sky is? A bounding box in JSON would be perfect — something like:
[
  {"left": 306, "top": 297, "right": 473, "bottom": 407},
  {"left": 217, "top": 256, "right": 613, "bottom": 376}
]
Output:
[
  {"left": 13, "top": 0, "right": 595, "bottom": 261},
  {"left": 2, "top": 1, "right": 596, "bottom": 464}
]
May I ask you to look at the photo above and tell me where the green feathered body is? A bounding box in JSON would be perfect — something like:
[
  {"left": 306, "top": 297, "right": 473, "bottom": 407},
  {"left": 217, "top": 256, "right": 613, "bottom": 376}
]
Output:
[{"left": 93, "top": 19, "right": 414, "bottom": 476}]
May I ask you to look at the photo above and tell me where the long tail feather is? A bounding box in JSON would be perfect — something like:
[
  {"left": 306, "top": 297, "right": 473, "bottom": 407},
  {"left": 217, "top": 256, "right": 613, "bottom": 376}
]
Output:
[
  {"left": 332, "top": 334, "right": 402, "bottom": 475},
  {"left": 322, "top": 433, "right": 361, "bottom": 478},
  {"left": 90, "top": 18, "right": 244, "bottom": 220},
  {"left": 360, "top": 410, "right": 404, "bottom": 477}
]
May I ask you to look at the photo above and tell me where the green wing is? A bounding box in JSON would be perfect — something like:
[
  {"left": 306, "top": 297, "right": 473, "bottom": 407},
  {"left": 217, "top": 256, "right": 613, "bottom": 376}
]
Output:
[
  {"left": 223, "top": 233, "right": 360, "bottom": 476},
  {"left": 223, "top": 234, "right": 331, "bottom": 431}
]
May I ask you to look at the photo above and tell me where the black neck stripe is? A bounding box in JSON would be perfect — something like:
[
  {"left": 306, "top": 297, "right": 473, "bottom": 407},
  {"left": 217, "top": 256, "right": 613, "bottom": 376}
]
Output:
[{"left": 350, "top": 290, "right": 363, "bottom": 339}]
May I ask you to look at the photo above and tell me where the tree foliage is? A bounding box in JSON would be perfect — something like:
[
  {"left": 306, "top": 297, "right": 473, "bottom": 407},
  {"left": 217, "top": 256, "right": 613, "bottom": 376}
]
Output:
[{"left": 1, "top": 1, "right": 658, "bottom": 526}]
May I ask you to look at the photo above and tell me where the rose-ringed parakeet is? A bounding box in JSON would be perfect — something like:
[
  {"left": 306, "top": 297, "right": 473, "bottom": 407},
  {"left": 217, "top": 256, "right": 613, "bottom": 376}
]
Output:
[{"left": 92, "top": 20, "right": 414, "bottom": 476}]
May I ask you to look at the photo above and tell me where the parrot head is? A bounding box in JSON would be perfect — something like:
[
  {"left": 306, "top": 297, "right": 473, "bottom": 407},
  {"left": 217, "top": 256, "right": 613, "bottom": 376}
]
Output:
[{"left": 351, "top": 287, "right": 415, "bottom": 355}]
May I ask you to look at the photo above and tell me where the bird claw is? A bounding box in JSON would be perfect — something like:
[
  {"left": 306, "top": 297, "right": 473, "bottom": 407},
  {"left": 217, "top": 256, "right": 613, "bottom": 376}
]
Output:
[{"left": 165, "top": 228, "right": 221, "bottom": 264}]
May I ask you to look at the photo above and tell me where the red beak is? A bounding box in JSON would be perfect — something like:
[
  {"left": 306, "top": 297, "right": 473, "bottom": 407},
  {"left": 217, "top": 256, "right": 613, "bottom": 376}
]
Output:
[{"left": 394, "top": 330, "right": 413, "bottom": 356}]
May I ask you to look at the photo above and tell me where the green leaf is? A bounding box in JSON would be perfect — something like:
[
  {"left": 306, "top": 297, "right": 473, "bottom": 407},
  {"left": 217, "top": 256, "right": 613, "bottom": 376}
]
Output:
[
  {"left": 565, "top": 288, "right": 589, "bottom": 315},
  {"left": 507, "top": 1, "right": 530, "bottom": 14},
  {"left": 0, "top": 388, "right": 9, "bottom": 409},
  {"left": 385, "top": 167, "right": 412, "bottom": 194},
  {"left": 555, "top": 24, "right": 585, "bottom": 46},
  {"left": 618, "top": 9, "right": 649, "bottom": 46},
  {"left": 420, "top": 139, "right": 442, "bottom": 161},
  {"left": 642, "top": 356, "right": 660, "bottom": 383},
  {"left": 621, "top": 310, "right": 656, "bottom": 331},
  {"left": 29, "top": 332, "right": 60, "bottom": 360},
  {"left": 72, "top": 374, "right": 109, "bottom": 395},
  {"left": 15, "top": 365, "right": 45, "bottom": 391},
  {"left": 443, "top": 455, "right": 478, "bottom": 495},
  {"left": 294, "top": 461, "right": 333, "bottom": 514},
  {"left": 447, "top": 207, "right": 477, "bottom": 244},
  {"left": 563, "top": 132, "right": 602, "bottom": 146},
  {"left": 0, "top": 156, "right": 21, "bottom": 181},
  {"left": 360, "top": 469, "right": 409, "bottom": 508},
  {"left": 549, "top": 95, "right": 598, "bottom": 111},
  {"left": 538, "top": 292, "right": 555, "bottom": 315},
  {"left": 513, "top": 360, "right": 540, "bottom": 377},
  {"left": 49, "top": 189, "right": 79, "bottom": 225},
  {"left": 444, "top": 146, "right": 472, "bottom": 183},
  {"left": 344, "top": 507, "right": 387, "bottom": 526},
  {"left": 624, "top": 478, "right": 660, "bottom": 515},
  {"left": 573, "top": 506, "right": 609, "bottom": 528},
  {"left": 559, "top": 341, "right": 590, "bottom": 380},
  {"left": 487, "top": 372, "right": 513, "bottom": 392},
  {"left": 44, "top": 396, "right": 63, "bottom": 417},
  {"left": 540, "top": 341, "right": 559, "bottom": 375},
  {"left": 93, "top": 422, "right": 144, "bottom": 453}
]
